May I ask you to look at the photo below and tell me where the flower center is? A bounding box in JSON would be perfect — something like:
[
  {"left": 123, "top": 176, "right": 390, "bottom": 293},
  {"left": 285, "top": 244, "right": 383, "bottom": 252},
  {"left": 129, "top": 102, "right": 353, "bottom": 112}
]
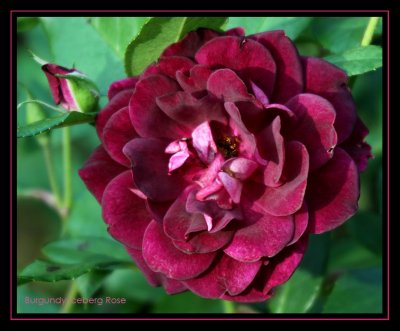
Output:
[{"left": 216, "top": 135, "right": 240, "bottom": 159}]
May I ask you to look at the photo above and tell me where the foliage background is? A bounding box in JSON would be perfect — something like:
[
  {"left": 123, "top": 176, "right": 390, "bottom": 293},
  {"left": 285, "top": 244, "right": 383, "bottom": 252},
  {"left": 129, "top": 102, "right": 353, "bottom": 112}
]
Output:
[{"left": 16, "top": 17, "right": 383, "bottom": 314}]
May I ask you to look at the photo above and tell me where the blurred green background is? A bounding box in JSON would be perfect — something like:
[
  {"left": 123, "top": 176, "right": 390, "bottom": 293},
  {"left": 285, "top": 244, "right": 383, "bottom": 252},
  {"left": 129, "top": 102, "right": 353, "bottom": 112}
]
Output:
[{"left": 16, "top": 17, "right": 383, "bottom": 314}]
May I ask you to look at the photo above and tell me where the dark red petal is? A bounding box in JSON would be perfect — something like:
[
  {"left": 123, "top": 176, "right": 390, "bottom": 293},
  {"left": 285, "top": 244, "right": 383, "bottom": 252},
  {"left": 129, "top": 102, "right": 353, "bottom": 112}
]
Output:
[
  {"left": 123, "top": 138, "right": 186, "bottom": 202},
  {"left": 302, "top": 57, "right": 356, "bottom": 144},
  {"left": 259, "top": 141, "right": 309, "bottom": 216},
  {"left": 183, "top": 254, "right": 262, "bottom": 298},
  {"left": 156, "top": 92, "right": 227, "bottom": 130},
  {"left": 96, "top": 89, "right": 133, "bottom": 142},
  {"left": 307, "top": 147, "right": 359, "bottom": 234},
  {"left": 42, "top": 64, "right": 74, "bottom": 105},
  {"left": 340, "top": 117, "right": 372, "bottom": 172},
  {"left": 250, "top": 30, "right": 303, "bottom": 103},
  {"left": 288, "top": 202, "right": 308, "bottom": 246},
  {"left": 129, "top": 74, "right": 190, "bottom": 139},
  {"left": 263, "top": 235, "right": 308, "bottom": 293},
  {"left": 224, "top": 27, "right": 245, "bottom": 37},
  {"left": 162, "top": 28, "right": 220, "bottom": 59},
  {"left": 285, "top": 93, "right": 337, "bottom": 171},
  {"left": 142, "top": 220, "right": 216, "bottom": 280},
  {"left": 78, "top": 146, "right": 126, "bottom": 202},
  {"left": 102, "top": 170, "right": 151, "bottom": 249},
  {"left": 102, "top": 107, "right": 138, "bottom": 167},
  {"left": 257, "top": 116, "right": 285, "bottom": 187},
  {"left": 107, "top": 77, "right": 139, "bottom": 100},
  {"left": 176, "top": 65, "right": 212, "bottom": 93},
  {"left": 196, "top": 36, "right": 276, "bottom": 98},
  {"left": 157, "top": 56, "right": 195, "bottom": 79}
]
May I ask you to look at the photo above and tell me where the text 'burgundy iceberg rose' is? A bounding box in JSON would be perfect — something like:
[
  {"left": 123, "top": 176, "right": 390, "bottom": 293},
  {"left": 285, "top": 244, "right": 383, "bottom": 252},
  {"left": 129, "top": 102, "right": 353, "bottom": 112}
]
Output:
[{"left": 79, "top": 28, "right": 372, "bottom": 302}]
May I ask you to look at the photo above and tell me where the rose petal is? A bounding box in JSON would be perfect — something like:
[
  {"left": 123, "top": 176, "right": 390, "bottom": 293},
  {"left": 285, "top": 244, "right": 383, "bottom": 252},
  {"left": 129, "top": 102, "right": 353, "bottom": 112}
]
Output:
[
  {"left": 302, "top": 57, "right": 356, "bottom": 143},
  {"left": 225, "top": 27, "right": 245, "bottom": 37},
  {"left": 257, "top": 116, "right": 285, "bottom": 187},
  {"left": 129, "top": 74, "right": 190, "bottom": 139},
  {"left": 250, "top": 80, "right": 269, "bottom": 106},
  {"left": 142, "top": 220, "right": 216, "bottom": 280},
  {"left": 107, "top": 77, "right": 138, "bottom": 100},
  {"left": 78, "top": 146, "right": 126, "bottom": 202},
  {"left": 250, "top": 30, "right": 303, "bottom": 103},
  {"left": 259, "top": 141, "right": 309, "bottom": 216},
  {"left": 146, "top": 199, "right": 172, "bottom": 223},
  {"left": 96, "top": 89, "right": 134, "bottom": 142},
  {"left": 102, "top": 170, "right": 151, "bottom": 249},
  {"left": 218, "top": 172, "right": 243, "bottom": 204},
  {"left": 123, "top": 138, "right": 186, "bottom": 202},
  {"left": 183, "top": 254, "right": 262, "bottom": 298},
  {"left": 196, "top": 36, "right": 276, "bottom": 98},
  {"left": 288, "top": 202, "right": 308, "bottom": 246},
  {"left": 157, "top": 92, "right": 227, "bottom": 130},
  {"left": 340, "top": 117, "right": 372, "bottom": 172},
  {"left": 102, "top": 107, "right": 138, "bottom": 167},
  {"left": 286, "top": 93, "right": 337, "bottom": 171},
  {"left": 176, "top": 65, "right": 212, "bottom": 93},
  {"left": 162, "top": 28, "right": 220, "bottom": 58},
  {"left": 307, "top": 147, "right": 359, "bottom": 234},
  {"left": 191, "top": 121, "right": 218, "bottom": 164},
  {"left": 157, "top": 56, "right": 194, "bottom": 79},
  {"left": 222, "top": 157, "right": 258, "bottom": 180}
]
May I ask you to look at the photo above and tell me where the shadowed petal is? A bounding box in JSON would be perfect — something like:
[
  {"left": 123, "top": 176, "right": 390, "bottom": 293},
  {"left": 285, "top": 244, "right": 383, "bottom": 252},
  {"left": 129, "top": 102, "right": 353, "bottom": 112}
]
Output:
[
  {"left": 78, "top": 146, "right": 126, "bottom": 202},
  {"left": 288, "top": 202, "right": 308, "bottom": 246},
  {"left": 307, "top": 147, "right": 359, "bottom": 234},
  {"left": 142, "top": 220, "right": 216, "bottom": 280},
  {"left": 107, "top": 77, "right": 138, "bottom": 100}
]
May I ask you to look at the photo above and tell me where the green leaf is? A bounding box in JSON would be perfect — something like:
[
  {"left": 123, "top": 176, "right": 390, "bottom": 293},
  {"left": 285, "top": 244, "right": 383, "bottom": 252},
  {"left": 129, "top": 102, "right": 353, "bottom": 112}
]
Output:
[
  {"left": 324, "top": 45, "right": 382, "bottom": 76},
  {"left": 311, "top": 17, "right": 370, "bottom": 54},
  {"left": 17, "top": 17, "right": 40, "bottom": 33},
  {"left": 347, "top": 211, "right": 382, "bottom": 255},
  {"left": 65, "top": 189, "right": 109, "bottom": 238},
  {"left": 124, "top": 17, "right": 228, "bottom": 76},
  {"left": 42, "top": 237, "right": 132, "bottom": 264},
  {"left": 17, "top": 111, "right": 96, "bottom": 138},
  {"left": 151, "top": 291, "right": 224, "bottom": 313},
  {"left": 268, "top": 233, "right": 330, "bottom": 313},
  {"left": 323, "top": 268, "right": 382, "bottom": 313},
  {"left": 88, "top": 17, "right": 150, "bottom": 59},
  {"left": 76, "top": 270, "right": 111, "bottom": 298},
  {"left": 18, "top": 258, "right": 120, "bottom": 284},
  {"left": 103, "top": 268, "right": 165, "bottom": 303},
  {"left": 226, "top": 17, "right": 313, "bottom": 39}
]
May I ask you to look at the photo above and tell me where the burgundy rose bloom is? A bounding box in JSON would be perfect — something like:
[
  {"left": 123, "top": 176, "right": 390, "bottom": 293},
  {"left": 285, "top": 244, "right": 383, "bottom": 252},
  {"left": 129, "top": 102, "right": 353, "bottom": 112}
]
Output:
[{"left": 79, "top": 28, "right": 372, "bottom": 302}]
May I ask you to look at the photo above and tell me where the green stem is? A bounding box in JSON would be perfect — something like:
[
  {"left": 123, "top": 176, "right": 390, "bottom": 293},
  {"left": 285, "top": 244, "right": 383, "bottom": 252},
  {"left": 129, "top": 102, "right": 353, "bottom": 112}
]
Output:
[
  {"left": 60, "top": 280, "right": 78, "bottom": 313},
  {"left": 42, "top": 141, "right": 62, "bottom": 209},
  {"left": 62, "top": 127, "right": 72, "bottom": 212},
  {"left": 361, "top": 17, "right": 380, "bottom": 47},
  {"left": 222, "top": 300, "right": 235, "bottom": 314}
]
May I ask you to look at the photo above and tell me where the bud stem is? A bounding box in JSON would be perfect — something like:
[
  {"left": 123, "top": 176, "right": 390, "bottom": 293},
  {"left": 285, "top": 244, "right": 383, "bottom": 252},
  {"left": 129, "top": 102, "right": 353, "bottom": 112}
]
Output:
[
  {"left": 222, "top": 300, "right": 236, "bottom": 313},
  {"left": 42, "top": 140, "right": 62, "bottom": 209},
  {"left": 361, "top": 17, "right": 380, "bottom": 47}
]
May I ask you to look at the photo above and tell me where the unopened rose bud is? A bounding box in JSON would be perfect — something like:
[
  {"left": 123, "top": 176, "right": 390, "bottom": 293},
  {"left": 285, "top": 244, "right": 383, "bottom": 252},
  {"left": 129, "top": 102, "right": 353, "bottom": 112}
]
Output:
[{"left": 42, "top": 64, "right": 99, "bottom": 113}]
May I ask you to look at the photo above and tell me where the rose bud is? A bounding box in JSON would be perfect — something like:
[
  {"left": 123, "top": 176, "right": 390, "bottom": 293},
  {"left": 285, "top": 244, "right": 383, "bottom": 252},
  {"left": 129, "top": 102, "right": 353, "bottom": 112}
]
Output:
[{"left": 42, "top": 64, "right": 99, "bottom": 113}]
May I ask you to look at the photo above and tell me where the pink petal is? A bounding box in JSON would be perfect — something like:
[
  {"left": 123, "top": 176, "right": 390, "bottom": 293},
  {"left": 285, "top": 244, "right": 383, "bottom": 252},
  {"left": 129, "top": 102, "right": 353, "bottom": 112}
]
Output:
[
  {"left": 288, "top": 202, "right": 309, "bottom": 246},
  {"left": 102, "top": 107, "right": 138, "bottom": 167},
  {"left": 142, "top": 220, "right": 216, "bottom": 280},
  {"left": 107, "top": 77, "right": 139, "bottom": 100},
  {"left": 264, "top": 103, "right": 296, "bottom": 127},
  {"left": 207, "top": 68, "right": 253, "bottom": 102},
  {"left": 340, "top": 117, "right": 372, "bottom": 172},
  {"left": 183, "top": 254, "right": 262, "bottom": 298},
  {"left": 218, "top": 172, "right": 243, "bottom": 203},
  {"left": 96, "top": 89, "right": 133, "bottom": 142},
  {"left": 161, "top": 28, "right": 220, "bottom": 58},
  {"left": 156, "top": 91, "right": 227, "bottom": 130},
  {"left": 123, "top": 138, "right": 186, "bottom": 202},
  {"left": 195, "top": 36, "right": 276, "bottom": 98},
  {"left": 250, "top": 30, "right": 304, "bottom": 103},
  {"left": 165, "top": 140, "right": 190, "bottom": 173},
  {"left": 286, "top": 93, "right": 337, "bottom": 171},
  {"left": 78, "top": 146, "right": 126, "bottom": 202},
  {"left": 307, "top": 147, "right": 359, "bottom": 234},
  {"left": 129, "top": 74, "right": 190, "bottom": 139},
  {"left": 302, "top": 57, "right": 356, "bottom": 143},
  {"left": 222, "top": 157, "right": 258, "bottom": 180},
  {"left": 102, "top": 170, "right": 152, "bottom": 250},
  {"left": 191, "top": 121, "right": 218, "bottom": 164},
  {"left": 250, "top": 80, "right": 269, "bottom": 107},
  {"left": 257, "top": 116, "right": 285, "bottom": 187},
  {"left": 259, "top": 141, "right": 309, "bottom": 216}
]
